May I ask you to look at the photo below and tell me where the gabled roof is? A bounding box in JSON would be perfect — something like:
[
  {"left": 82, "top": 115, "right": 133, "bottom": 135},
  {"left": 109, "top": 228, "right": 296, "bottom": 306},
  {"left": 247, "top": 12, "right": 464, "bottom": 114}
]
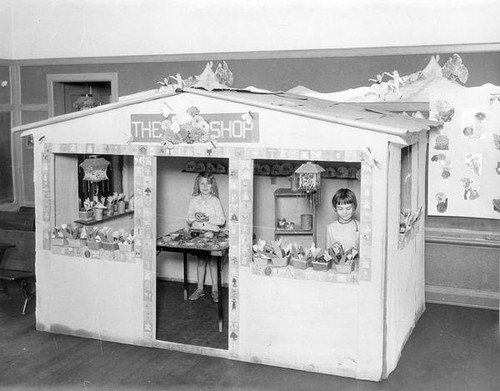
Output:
[{"left": 16, "top": 87, "right": 441, "bottom": 142}]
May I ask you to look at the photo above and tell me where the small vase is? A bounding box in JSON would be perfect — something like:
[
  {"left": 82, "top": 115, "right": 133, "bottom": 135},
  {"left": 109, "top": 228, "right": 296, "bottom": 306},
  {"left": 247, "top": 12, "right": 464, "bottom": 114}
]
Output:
[
  {"left": 107, "top": 206, "right": 114, "bottom": 217},
  {"left": 118, "top": 201, "right": 126, "bottom": 214}
]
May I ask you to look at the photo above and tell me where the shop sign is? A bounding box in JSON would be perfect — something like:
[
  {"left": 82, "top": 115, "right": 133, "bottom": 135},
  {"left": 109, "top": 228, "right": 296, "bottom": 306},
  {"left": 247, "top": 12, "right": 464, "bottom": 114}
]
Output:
[{"left": 130, "top": 113, "right": 259, "bottom": 143}]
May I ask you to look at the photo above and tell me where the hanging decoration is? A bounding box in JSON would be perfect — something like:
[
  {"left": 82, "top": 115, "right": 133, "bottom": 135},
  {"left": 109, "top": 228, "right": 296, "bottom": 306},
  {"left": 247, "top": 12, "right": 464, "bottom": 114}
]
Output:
[
  {"left": 80, "top": 156, "right": 110, "bottom": 182},
  {"left": 79, "top": 155, "right": 111, "bottom": 198},
  {"left": 73, "top": 94, "right": 100, "bottom": 111},
  {"left": 294, "top": 162, "right": 325, "bottom": 204}
]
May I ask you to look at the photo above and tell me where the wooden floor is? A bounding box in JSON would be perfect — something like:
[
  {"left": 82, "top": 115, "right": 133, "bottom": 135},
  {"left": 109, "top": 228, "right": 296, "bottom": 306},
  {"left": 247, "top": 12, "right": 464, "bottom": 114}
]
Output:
[
  {"left": 156, "top": 280, "right": 228, "bottom": 349},
  {"left": 0, "top": 291, "right": 498, "bottom": 390}
]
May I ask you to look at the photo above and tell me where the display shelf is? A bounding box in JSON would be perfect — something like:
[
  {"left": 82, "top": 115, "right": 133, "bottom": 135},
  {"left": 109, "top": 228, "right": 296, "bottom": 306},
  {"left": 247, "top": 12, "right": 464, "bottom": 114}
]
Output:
[
  {"left": 274, "top": 188, "right": 316, "bottom": 246},
  {"left": 275, "top": 229, "right": 313, "bottom": 235},
  {"left": 74, "top": 210, "right": 134, "bottom": 225}
]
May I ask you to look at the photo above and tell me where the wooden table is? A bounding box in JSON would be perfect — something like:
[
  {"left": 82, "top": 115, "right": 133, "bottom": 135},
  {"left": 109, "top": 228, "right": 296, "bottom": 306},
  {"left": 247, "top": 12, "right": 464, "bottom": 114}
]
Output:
[{"left": 156, "top": 229, "right": 229, "bottom": 332}]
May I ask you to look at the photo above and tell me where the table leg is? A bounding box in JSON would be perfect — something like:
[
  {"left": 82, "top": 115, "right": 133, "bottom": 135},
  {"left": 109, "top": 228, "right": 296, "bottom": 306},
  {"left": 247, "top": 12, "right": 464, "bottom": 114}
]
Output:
[
  {"left": 183, "top": 253, "right": 188, "bottom": 300},
  {"left": 20, "top": 279, "right": 31, "bottom": 315},
  {"left": 217, "top": 256, "right": 222, "bottom": 332}
]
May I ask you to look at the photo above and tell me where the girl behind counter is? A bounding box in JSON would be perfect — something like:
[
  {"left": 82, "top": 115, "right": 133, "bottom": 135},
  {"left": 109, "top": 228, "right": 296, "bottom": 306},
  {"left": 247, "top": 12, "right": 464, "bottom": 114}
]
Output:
[
  {"left": 326, "top": 188, "right": 360, "bottom": 251},
  {"left": 186, "top": 172, "right": 226, "bottom": 302}
]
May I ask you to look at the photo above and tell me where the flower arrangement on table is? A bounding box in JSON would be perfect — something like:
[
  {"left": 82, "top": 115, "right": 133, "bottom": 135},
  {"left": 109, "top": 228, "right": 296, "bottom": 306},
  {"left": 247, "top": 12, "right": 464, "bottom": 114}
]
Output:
[
  {"left": 328, "top": 242, "right": 358, "bottom": 273},
  {"left": 160, "top": 105, "right": 217, "bottom": 150},
  {"left": 252, "top": 238, "right": 291, "bottom": 267}
]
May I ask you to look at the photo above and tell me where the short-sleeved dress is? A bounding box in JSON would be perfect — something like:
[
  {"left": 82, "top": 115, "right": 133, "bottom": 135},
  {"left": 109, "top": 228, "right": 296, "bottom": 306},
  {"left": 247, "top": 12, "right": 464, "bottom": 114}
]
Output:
[{"left": 325, "top": 219, "right": 359, "bottom": 250}]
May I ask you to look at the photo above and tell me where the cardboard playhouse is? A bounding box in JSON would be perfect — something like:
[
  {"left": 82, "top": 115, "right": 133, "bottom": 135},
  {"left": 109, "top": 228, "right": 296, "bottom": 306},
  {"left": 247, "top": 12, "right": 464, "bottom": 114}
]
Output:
[{"left": 18, "top": 82, "right": 441, "bottom": 381}]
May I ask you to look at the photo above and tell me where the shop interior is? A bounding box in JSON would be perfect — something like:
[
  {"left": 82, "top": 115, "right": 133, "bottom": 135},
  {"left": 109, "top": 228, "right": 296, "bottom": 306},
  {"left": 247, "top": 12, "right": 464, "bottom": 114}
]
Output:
[{"left": 154, "top": 156, "right": 362, "bottom": 350}]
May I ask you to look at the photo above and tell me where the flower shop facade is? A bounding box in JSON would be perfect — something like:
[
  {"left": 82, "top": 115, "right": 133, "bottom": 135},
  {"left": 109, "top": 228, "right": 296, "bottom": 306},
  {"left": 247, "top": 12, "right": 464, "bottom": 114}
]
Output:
[{"left": 19, "top": 87, "right": 440, "bottom": 381}]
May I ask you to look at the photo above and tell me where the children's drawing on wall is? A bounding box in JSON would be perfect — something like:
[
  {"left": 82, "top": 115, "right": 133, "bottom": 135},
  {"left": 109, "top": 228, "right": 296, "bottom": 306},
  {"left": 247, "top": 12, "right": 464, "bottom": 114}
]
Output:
[
  {"left": 461, "top": 177, "right": 480, "bottom": 201},
  {"left": 428, "top": 91, "right": 500, "bottom": 219},
  {"left": 431, "top": 153, "right": 451, "bottom": 179},
  {"left": 434, "top": 134, "right": 449, "bottom": 150},
  {"left": 435, "top": 192, "right": 448, "bottom": 213},
  {"left": 493, "top": 134, "right": 500, "bottom": 150},
  {"left": 489, "top": 93, "right": 500, "bottom": 110},
  {"left": 431, "top": 97, "right": 455, "bottom": 123},
  {"left": 464, "top": 153, "right": 482, "bottom": 176},
  {"left": 461, "top": 111, "right": 487, "bottom": 139}
]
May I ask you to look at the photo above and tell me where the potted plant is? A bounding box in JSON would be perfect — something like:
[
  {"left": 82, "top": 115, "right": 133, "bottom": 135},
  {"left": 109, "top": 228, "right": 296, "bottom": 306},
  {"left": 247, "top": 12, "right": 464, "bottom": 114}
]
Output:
[
  {"left": 85, "top": 226, "right": 102, "bottom": 250},
  {"left": 79, "top": 198, "right": 94, "bottom": 220},
  {"left": 99, "top": 227, "right": 119, "bottom": 251},
  {"left": 290, "top": 243, "right": 312, "bottom": 269},
  {"left": 252, "top": 239, "right": 290, "bottom": 267}
]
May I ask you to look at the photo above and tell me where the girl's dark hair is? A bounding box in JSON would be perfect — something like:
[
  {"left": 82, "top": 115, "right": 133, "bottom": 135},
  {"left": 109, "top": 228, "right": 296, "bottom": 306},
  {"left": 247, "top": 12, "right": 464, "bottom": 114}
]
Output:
[
  {"left": 332, "top": 188, "right": 357, "bottom": 210},
  {"left": 192, "top": 172, "right": 219, "bottom": 198}
]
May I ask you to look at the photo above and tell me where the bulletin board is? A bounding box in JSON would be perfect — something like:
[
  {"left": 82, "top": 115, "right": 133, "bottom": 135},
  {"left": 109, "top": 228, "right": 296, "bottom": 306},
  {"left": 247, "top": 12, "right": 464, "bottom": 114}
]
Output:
[{"left": 427, "top": 89, "right": 500, "bottom": 219}]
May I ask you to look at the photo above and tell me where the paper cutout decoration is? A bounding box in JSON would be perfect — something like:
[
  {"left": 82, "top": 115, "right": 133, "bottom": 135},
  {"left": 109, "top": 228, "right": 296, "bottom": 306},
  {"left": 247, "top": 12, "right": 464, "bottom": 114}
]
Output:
[{"left": 436, "top": 192, "right": 448, "bottom": 213}]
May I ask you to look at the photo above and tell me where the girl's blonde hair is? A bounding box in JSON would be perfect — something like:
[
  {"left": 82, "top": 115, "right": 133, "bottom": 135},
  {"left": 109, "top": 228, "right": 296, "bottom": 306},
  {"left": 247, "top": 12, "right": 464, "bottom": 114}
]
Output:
[{"left": 192, "top": 172, "right": 219, "bottom": 198}]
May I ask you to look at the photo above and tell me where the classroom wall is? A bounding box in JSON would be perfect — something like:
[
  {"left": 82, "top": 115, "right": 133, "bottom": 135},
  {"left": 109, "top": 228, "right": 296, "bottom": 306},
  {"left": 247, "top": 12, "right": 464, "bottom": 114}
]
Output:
[
  {"left": 7, "top": 1, "right": 500, "bottom": 60},
  {"left": 0, "top": 1, "right": 12, "bottom": 59},
  {"left": 6, "top": 50, "right": 500, "bottom": 310}
]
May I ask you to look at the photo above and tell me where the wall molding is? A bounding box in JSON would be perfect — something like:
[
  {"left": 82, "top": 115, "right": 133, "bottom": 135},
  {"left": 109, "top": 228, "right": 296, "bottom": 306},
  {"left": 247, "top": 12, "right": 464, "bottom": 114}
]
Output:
[
  {"left": 8, "top": 42, "right": 500, "bottom": 66},
  {"left": 426, "top": 284, "right": 499, "bottom": 310}
]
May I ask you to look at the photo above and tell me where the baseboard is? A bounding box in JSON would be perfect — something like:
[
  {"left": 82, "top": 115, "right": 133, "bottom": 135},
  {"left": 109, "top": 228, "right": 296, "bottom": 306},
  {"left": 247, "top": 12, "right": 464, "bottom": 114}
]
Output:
[{"left": 425, "top": 285, "right": 499, "bottom": 310}]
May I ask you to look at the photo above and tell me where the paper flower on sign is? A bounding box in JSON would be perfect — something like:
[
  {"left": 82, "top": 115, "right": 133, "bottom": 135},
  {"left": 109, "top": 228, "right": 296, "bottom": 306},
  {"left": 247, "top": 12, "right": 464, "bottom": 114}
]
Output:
[{"left": 160, "top": 106, "right": 215, "bottom": 149}]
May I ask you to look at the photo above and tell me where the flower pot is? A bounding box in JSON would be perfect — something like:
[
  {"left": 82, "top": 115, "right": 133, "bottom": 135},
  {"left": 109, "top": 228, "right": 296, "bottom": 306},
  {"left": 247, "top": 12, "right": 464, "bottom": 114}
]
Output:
[
  {"left": 94, "top": 208, "right": 104, "bottom": 221},
  {"left": 79, "top": 210, "right": 93, "bottom": 220},
  {"left": 52, "top": 237, "right": 67, "bottom": 246},
  {"left": 291, "top": 257, "right": 312, "bottom": 269},
  {"left": 67, "top": 238, "right": 87, "bottom": 248},
  {"left": 118, "top": 242, "right": 134, "bottom": 252},
  {"left": 271, "top": 255, "right": 289, "bottom": 267},
  {"left": 106, "top": 207, "right": 114, "bottom": 217},
  {"left": 118, "top": 201, "right": 126, "bottom": 214},
  {"left": 102, "top": 242, "right": 118, "bottom": 251},
  {"left": 253, "top": 256, "right": 271, "bottom": 266},
  {"left": 87, "top": 240, "right": 102, "bottom": 250},
  {"left": 312, "top": 258, "right": 332, "bottom": 271},
  {"left": 335, "top": 262, "right": 355, "bottom": 274}
]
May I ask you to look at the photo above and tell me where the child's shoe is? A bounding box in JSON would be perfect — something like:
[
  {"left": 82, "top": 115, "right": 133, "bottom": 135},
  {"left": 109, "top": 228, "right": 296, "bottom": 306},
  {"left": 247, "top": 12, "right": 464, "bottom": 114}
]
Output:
[
  {"left": 212, "top": 291, "right": 219, "bottom": 303},
  {"left": 189, "top": 289, "right": 205, "bottom": 300}
]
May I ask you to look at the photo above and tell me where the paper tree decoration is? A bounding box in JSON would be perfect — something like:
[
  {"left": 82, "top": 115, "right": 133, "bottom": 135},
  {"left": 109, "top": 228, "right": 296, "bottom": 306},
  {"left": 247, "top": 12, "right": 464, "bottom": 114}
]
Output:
[{"left": 79, "top": 156, "right": 110, "bottom": 182}]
